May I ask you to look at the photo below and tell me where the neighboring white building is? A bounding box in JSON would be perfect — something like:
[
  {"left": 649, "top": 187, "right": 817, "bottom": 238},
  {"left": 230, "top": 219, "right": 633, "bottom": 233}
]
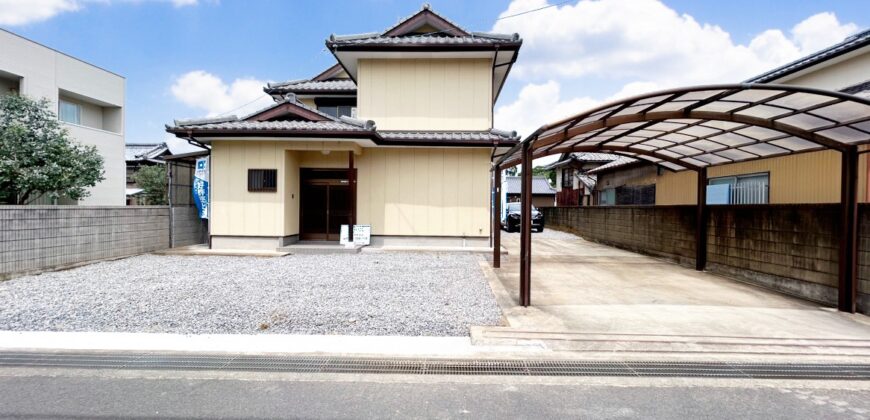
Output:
[{"left": 0, "top": 28, "right": 125, "bottom": 205}]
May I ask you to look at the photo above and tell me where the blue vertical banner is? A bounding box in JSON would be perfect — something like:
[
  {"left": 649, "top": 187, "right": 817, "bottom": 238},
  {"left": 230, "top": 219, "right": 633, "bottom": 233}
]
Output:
[{"left": 193, "top": 157, "right": 209, "bottom": 219}]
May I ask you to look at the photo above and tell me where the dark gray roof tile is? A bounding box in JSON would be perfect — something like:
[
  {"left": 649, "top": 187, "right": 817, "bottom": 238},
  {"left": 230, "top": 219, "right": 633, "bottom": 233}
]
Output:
[{"left": 504, "top": 176, "right": 555, "bottom": 195}]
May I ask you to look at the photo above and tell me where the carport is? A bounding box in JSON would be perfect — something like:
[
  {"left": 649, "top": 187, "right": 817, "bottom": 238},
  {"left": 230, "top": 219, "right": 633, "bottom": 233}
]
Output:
[{"left": 491, "top": 83, "right": 870, "bottom": 313}]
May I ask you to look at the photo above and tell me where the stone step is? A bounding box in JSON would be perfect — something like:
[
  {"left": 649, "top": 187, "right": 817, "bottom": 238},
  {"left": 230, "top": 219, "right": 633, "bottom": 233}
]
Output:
[
  {"left": 277, "top": 244, "right": 363, "bottom": 255},
  {"left": 471, "top": 327, "right": 870, "bottom": 357}
]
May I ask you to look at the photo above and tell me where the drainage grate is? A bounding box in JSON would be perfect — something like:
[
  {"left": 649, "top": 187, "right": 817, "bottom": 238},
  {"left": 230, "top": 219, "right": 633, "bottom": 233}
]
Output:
[{"left": 0, "top": 352, "right": 868, "bottom": 380}]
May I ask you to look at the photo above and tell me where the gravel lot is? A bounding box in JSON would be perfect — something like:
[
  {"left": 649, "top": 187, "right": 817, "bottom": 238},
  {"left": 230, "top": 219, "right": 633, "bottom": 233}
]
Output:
[{"left": 0, "top": 253, "right": 503, "bottom": 336}]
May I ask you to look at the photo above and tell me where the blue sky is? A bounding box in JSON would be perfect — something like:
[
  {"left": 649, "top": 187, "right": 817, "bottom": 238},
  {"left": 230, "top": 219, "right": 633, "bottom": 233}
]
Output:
[{"left": 2, "top": 0, "right": 868, "bottom": 144}]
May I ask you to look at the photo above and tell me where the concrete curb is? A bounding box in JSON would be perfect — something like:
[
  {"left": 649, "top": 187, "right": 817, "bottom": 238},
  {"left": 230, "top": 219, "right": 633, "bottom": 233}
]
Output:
[{"left": 0, "top": 331, "right": 544, "bottom": 357}]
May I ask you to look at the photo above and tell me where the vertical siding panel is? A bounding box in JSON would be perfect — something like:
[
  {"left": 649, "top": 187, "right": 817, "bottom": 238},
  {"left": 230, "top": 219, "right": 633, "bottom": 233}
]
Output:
[
  {"left": 428, "top": 148, "right": 444, "bottom": 235},
  {"left": 371, "top": 149, "right": 387, "bottom": 235},
  {"left": 442, "top": 148, "right": 459, "bottom": 236},
  {"left": 412, "top": 149, "right": 429, "bottom": 235},
  {"left": 398, "top": 149, "right": 415, "bottom": 235},
  {"left": 383, "top": 149, "right": 400, "bottom": 235}
]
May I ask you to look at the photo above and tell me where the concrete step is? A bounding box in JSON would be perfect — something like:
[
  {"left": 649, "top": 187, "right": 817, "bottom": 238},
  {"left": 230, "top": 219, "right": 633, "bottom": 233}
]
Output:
[
  {"left": 277, "top": 244, "right": 363, "bottom": 255},
  {"left": 471, "top": 327, "right": 870, "bottom": 357}
]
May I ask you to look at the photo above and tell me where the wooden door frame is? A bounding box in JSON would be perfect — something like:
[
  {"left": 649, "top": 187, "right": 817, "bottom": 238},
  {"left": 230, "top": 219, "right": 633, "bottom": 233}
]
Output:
[{"left": 299, "top": 168, "right": 356, "bottom": 241}]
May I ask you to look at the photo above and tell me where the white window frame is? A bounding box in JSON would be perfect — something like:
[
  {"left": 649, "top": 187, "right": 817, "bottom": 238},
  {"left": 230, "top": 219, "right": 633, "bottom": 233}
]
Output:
[{"left": 59, "top": 99, "right": 81, "bottom": 125}]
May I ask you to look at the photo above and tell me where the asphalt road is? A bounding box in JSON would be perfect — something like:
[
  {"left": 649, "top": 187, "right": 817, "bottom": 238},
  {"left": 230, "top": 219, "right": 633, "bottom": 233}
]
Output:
[{"left": 0, "top": 368, "right": 868, "bottom": 419}]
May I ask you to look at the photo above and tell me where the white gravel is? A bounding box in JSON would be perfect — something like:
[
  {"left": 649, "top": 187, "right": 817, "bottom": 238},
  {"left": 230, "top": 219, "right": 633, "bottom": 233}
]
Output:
[{"left": 0, "top": 253, "right": 503, "bottom": 336}]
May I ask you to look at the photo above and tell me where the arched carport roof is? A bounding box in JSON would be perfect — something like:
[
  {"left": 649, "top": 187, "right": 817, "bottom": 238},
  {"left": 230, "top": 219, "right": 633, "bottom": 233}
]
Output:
[
  {"left": 491, "top": 83, "right": 870, "bottom": 313},
  {"left": 494, "top": 83, "right": 870, "bottom": 171}
]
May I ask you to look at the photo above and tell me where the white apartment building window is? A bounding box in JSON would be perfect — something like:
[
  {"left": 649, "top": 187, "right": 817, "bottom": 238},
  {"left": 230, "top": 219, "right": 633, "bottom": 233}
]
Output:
[{"left": 59, "top": 99, "right": 81, "bottom": 125}]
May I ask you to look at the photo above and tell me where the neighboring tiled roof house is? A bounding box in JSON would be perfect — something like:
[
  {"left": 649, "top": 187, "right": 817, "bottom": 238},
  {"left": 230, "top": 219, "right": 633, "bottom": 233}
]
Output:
[
  {"left": 504, "top": 176, "right": 556, "bottom": 195},
  {"left": 745, "top": 29, "right": 870, "bottom": 84},
  {"left": 125, "top": 143, "right": 168, "bottom": 163},
  {"left": 586, "top": 156, "right": 642, "bottom": 175}
]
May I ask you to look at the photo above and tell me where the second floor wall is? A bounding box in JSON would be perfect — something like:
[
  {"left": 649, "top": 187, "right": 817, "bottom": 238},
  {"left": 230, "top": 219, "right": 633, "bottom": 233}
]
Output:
[{"left": 357, "top": 58, "right": 493, "bottom": 131}]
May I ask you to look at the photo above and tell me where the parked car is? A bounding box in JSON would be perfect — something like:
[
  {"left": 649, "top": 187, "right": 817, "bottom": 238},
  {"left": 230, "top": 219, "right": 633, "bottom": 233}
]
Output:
[{"left": 502, "top": 202, "right": 544, "bottom": 232}]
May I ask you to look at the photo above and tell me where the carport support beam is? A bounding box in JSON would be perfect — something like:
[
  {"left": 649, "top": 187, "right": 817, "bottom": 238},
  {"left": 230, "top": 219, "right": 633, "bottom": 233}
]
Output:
[
  {"left": 695, "top": 167, "right": 707, "bottom": 271},
  {"left": 493, "top": 166, "right": 501, "bottom": 268},
  {"left": 839, "top": 146, "right": 858, "bottom": 313},
  {"left": 519, "top": 142, "right": 532, "bottom": 307}
]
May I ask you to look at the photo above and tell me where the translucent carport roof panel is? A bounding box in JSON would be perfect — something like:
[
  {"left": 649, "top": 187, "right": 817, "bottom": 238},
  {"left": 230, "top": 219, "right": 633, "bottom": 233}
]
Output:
[{"left": 497, "top": 83, "right": 870, "bottom": 172}]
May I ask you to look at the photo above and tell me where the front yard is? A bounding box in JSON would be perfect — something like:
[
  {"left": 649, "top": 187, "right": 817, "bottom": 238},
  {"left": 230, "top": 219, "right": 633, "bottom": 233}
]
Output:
[{"left": 0, "top": 253, "right": 502, "bottom": 336}]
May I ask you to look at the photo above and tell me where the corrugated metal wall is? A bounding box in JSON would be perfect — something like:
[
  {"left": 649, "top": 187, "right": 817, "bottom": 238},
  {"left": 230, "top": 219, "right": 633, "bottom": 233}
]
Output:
[{"left": 656, "top": 150, "right": 866, "bottom": 205}]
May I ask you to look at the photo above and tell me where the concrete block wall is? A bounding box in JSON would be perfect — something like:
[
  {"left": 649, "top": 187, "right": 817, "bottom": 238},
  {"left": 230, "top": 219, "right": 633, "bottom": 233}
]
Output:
[
  {"left": 171, "top": 207, "right": 206, "bottom": 248},
  {"left": 543, "top": 204, "right": 870, "bottom": 313},
  {"left": 707, "top": 205, "right": 841, "bottom": 306},
  {"left": 543, "top": 206, "right": 696, "bottom": 266},
  {"left": 1, "top": 206, "right": 204, "bottom": 280}
]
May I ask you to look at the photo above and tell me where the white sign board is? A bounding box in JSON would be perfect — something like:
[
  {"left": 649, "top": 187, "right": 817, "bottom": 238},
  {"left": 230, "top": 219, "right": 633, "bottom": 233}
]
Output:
[
  {"left": 353, "top": 225, "right": 371, "bottom": 246},
  {"left": 340, "top": 225, "right": 350, "bottom": 245}
]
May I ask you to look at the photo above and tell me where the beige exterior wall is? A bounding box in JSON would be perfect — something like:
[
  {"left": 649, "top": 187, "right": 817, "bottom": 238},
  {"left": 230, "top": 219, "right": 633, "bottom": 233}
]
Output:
[
  {"left": 656, "top": 150, "right": 851, "bottom": 205},
  {"left": 211, "top": 141, "right": 492, "bottom": 240},
  {"left": 355, "top": 147, "right": 491, "bottom": 237},
  {"left": 774, "top": 48, "right": 870, "bottom": 91},
  {"left": 357, "top": 58, "right": 492, "bottom": 131},
  {"left": 210, "top": 140, "right": 361, "bottom": 238}
]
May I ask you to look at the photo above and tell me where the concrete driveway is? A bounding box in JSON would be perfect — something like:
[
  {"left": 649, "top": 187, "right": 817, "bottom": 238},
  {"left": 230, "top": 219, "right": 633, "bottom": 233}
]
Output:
[{"left": 477, "top": 229, "right": 870, "bottom": 361}]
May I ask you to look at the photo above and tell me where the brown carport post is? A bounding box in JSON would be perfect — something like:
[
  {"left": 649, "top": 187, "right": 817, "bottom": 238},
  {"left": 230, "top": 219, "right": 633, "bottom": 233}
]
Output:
[
  {"left": 493, "top": 166, "right": 501, "bottom": 268},
  {"left": 839, "top": 146, "right": 859, "bottom": 313},
  {"left": 696, "top": 167, "right": 708, "bottom": 271},
  {"left": 519, "top": 141, "right": 532, "bottom": 307}
]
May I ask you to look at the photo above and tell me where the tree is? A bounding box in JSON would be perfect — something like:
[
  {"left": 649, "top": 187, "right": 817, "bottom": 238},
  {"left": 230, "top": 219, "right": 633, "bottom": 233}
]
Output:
[
  {"left": 133, "top": 165, "right": 168, "bottom": 205},
  {"left": 532, "top": 166, "right": 556, "bottom": 187},
  {"left": 0, "top": 95, "right": 104, "bottom": 204}
]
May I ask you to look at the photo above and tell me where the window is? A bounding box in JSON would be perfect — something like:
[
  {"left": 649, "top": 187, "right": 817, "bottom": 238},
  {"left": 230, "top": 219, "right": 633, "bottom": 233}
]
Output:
[
  {"left": 318, "top": 105, "right": 356, "bottom": 118},
  {"left": 248, "top": 169, "right": 277, "bottom": 192},
  {"left": 707, "top": 172, "right": 769, "bottom": 205},
  {"left": 598, "top": 188, "right": 616, "bottom": 206},
  {"left": 561, "top": 169, "right": 573, "bottom": 188},
  {"left": 59, "top": 99, "right": 81, "bottom": 125}
]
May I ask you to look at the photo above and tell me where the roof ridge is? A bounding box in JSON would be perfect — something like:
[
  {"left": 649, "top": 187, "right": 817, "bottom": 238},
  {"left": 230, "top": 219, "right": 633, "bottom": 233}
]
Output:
[{"left": 745, "top": 28, "right": 870, "bottom": 83}]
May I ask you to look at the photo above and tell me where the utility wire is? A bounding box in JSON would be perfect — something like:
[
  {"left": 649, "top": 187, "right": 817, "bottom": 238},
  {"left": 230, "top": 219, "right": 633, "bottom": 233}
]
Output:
[
  {"left": 495, "top": 0, "right": 572, "bottom": 20},
  {"left": 217, "top": 2, "right": 574, "bottom": 118}
]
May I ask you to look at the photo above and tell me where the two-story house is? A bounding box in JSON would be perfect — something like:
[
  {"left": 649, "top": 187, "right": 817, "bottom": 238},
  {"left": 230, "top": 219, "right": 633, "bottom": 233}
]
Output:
[
  {"left": 166, "top": 6, "right": 522, "bottom": 250},
  {"left": 0, "top": 29, "right": 126, "bottom": 205}
]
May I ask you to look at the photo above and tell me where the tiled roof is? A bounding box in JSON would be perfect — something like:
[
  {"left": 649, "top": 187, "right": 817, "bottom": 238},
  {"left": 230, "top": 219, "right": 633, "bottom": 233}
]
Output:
[
  {"left": 125, "top": 143, "right": 167, "bottom": 161},
  {"left": 587, "top": 156, "right": 639, "bottom": 174},
  {"left": 168, "top": 120, "right": 369, "bottom": 132},
  {"left": 746, "top": 29, "right": 870, "bottom": 83},
  {"left": 504, "top": 176, "right": 555, "bottom": 195},
  {"left": 328, "top": 33, "right": 520, "bottom": 47},
  {"left": 379, "top": 130, "right": 518, "bottom": 143},
  {"left": 265, "top": 79, "right": 356, "bottom": 94},
  {"left": 842, "top": 80, "right": 870, "bottom": 99},
  {"left": 381, "top": 6, "right": 470, "bottom": 36},
  {"left": 570, "top": 152, "right": 622, "bottom": 162},
  {"left": 242, "top": 95, "right": 340, "bottom": 121},
  {"left": 577, "top": 174, "right": 597, "bottom": 191}
]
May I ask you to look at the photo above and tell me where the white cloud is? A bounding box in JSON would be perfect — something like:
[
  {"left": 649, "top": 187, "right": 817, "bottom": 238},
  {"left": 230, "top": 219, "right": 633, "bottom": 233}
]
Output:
[
  {"left": 493, "top": 0, "right": 862, "bottom": 139},
  {"left": 792, "top": 12, "right": 859, "bottom": 53},
  {"left": 169, "top": 0, "right": 197, "bottom": 7},
  {"left": 0, "top": 0, "right": 80, "bottom": 25},
  {"left": 170, "top": 70, "right": 273, "bottom": 118},
  {"left": 0, "top": 0, "right": 202, "bottom": 25},
  {"left": 494, "top": 81, "right": 599, "bottom": 141}
]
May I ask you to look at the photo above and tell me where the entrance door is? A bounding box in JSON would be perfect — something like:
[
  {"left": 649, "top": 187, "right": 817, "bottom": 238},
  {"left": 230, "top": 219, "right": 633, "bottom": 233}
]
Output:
[{"left": 300, "top": 169, "right": 353, "bottom": 241}]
